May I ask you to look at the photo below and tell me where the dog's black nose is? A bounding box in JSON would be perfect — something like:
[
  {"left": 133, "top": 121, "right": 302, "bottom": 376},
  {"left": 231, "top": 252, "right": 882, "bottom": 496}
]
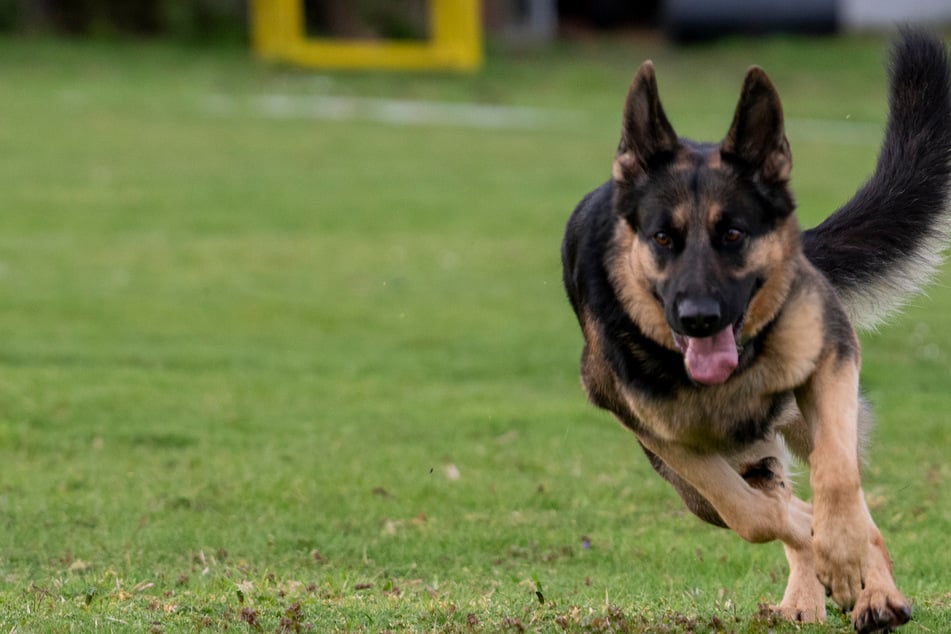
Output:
[{"left": 676, "top": 298, "right": 722, "bottom": 337}]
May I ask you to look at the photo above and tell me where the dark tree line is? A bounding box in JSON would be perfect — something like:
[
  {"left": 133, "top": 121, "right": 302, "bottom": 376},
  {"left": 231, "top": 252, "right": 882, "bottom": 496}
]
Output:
[
  {"left": 0, "top": 0, "right": 427, "bottom": 41},
  {"left": 1, "top": 0, "right": 247, "bottom": 38},
  {"left": 0, "top": 1, "right": 663, "bottom": 40}
]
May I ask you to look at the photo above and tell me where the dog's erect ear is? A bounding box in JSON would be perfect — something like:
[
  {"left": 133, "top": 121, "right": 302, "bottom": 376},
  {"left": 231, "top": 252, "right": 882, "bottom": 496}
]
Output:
[
  {"left": 613, "top": 61, "right": 679, "bottom": 183},
  {"left": 721, "top": 66, "right": 791, "bottom": 184}
]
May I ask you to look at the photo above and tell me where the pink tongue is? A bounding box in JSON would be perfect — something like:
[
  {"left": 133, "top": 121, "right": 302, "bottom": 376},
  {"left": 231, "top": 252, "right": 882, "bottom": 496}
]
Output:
[{"left": 683, "top": 325, "right": 738, "bottom": 385}]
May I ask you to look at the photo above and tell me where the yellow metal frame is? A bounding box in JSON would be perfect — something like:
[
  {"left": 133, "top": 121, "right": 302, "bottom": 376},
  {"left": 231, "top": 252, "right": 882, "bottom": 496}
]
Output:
[{"left": 251, "top": 0, "right": 482, "bottom": 71}]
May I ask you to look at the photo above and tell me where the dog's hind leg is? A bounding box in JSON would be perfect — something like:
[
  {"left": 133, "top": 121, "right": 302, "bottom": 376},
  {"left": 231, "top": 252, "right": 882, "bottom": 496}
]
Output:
[
  {"left": 775, "top": 499, "right": 826, "bottom": 623},
  {"left": 735, "top": 454, "right": 825, "bottom": 623}
]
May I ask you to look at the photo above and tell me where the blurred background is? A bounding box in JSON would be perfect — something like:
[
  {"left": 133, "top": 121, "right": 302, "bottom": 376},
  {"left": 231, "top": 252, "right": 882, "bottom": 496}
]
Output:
[
  {"left": 1, "top": 1, "right": 950, "bottom": 630},
  {"left": 3, "top": 0, "right": 950, "bottom": 44}
]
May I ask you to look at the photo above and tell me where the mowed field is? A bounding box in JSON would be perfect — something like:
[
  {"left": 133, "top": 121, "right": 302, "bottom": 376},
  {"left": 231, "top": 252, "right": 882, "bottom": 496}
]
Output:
[{"left": 0, "top": 32, "right": 948, "bottom": 632}]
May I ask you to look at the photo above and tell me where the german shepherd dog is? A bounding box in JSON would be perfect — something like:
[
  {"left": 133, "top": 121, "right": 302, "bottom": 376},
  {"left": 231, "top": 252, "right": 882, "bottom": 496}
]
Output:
[{"left": 562, "top": 30, "right": 951, "bottom": 633}]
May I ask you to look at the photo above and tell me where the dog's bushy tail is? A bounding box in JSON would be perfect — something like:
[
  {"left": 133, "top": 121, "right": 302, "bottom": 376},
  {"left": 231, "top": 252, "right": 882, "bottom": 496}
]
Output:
[{"left": 802, "top": 29, "right": 951, "bottom": 329}]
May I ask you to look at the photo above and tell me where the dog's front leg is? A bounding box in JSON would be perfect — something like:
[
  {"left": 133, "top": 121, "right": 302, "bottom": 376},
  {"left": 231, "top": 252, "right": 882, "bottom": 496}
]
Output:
[
  {"left": 796, "top": 352, "right": 867, "bottom": 612},
  {"left": 635, "top": 435, "right": 811, "bottom": 548},
  {"left": 638, "top": 434, "right": 826, "bottom": 622}
]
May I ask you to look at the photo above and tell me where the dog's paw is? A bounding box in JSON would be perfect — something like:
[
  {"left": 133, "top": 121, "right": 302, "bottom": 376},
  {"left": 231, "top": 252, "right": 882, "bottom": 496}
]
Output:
[
  {"left": 851, "top": 585, "right": 911, "bottom": 633},
  {"left": 772, "top": 600, "right": 825, "bottom": 624},
  {"left": 772, "top": 547, "right": 826, "bottom": 623},
  {"left": 812, "top": 494, "right": 868, "bottom": 610},
  {"left": 775, "top": 570, "right": 826, "bottom": 624},
  {"left": 813, "top": 522, "right": 867, "bottom": 610}
]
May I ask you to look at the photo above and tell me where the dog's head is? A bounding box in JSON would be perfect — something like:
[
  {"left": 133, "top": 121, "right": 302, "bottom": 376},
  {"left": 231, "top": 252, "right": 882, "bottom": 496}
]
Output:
[{"left": 611, "top": 62, "right": 799, "bottom": 385}]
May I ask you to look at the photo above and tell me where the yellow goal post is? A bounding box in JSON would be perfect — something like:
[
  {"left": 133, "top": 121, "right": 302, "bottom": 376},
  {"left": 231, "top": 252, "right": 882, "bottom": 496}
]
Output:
[{"left": 250, "top": 0, "right": 483, "bottom": 71}]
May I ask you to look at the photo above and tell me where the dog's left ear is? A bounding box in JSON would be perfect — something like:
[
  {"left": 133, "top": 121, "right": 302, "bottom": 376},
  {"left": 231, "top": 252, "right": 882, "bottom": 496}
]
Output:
[{"left": 721, "top": 67, "right": 791, "bottom": 184}]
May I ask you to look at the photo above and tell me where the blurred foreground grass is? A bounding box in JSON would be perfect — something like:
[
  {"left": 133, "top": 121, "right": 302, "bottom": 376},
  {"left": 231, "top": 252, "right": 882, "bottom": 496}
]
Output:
[{"left": 0, "top": 33, "right": 948, "bottom": 631}]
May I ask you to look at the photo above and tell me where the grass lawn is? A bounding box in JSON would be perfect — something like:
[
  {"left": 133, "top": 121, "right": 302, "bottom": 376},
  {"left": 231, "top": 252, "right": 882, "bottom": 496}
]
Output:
[{"left": 0, "top": 31, "right": 948, "bottom": 632}]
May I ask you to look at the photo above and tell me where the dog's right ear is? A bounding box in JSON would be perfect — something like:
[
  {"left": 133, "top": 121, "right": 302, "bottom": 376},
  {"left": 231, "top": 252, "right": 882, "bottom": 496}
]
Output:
[{"left": 614, "top": 61, "right": 679, "bottom": 183}]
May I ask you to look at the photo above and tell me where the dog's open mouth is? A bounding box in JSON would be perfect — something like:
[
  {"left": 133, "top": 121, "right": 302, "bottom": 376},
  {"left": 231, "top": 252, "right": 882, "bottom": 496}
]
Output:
[{"left": 672, "top": 320, "right": 744, "bottom": 386}]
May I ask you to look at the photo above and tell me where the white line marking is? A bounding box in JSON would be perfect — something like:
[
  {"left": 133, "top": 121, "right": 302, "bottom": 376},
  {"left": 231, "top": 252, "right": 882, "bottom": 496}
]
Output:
[
  {"left": 201, "top": 93, "right": 884, "bottom": 144},
  {"left": 787, "top": 117, "right": 882, "bottom": 146},
  {"left": 201, "top": 93, "right": 577, "bottom": 130}
]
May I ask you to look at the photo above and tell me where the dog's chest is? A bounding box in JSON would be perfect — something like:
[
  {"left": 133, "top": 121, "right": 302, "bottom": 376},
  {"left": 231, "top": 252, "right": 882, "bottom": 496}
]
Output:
[
  {"left": 621, "top": 310, "right": 821, "bottom": 451},
  {"left": 625, "top": 379, "right": 800, "bottom": 451}
]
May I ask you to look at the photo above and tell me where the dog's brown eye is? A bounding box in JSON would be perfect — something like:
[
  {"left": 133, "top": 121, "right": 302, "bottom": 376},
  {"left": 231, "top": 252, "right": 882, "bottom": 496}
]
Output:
[
  {"left": 723, "top": 228, "right": 745, "bottom": 243},
  {"left": 653, "top": 232, "right": 672, "bottom": 248}
]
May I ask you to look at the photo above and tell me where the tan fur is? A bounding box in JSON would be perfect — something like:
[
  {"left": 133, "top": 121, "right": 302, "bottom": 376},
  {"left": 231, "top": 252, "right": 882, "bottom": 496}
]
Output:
[
  {"left": 765, "top": 137, "right": 793, "bottom": 183},
  {"left": 741, "top": 217, "right": 801, "bottom": 338},
  {"left": 854, "top": 510, "right": 908, "bottom": 627},
  {"left": 702, "top": 202, "right": 722, "bottom": 231},
  {"left": 628, "top": 337, "right": 904, "bottom": 628},
  {"left": 617, "top": 319, "right": 823, "bottom": 450},
  {"left": 612, "top": 153, "right": 636, "bottom": 183},
  {"left": 670, "top": 203, "right": 690, "bottom": 233},
  {"left": 578, "top": 307, "right": 622, "bottom": 410},
  {"left": 673, "top": 147, "right": 701, "bottom": 171},
  {"left": 796, "top": 351, "right": 867, "bottom": 609},
  {"left": 605, "top": 218, "right": 825, "bottom": 448},
  {"left": 608, "top": 221, "right": 675, "bottom": 350},
  {"left": 777, "top": 532, "right": 826, "bottom": 623},
  {"left": 585, "top": 210, "right": 908, "bottom": 629},
  {"left": 570, "top": 55, "right": 917, "bottom": 631},
  {"left": 634, "top": 432, "right": 811, "bottom": 545}
]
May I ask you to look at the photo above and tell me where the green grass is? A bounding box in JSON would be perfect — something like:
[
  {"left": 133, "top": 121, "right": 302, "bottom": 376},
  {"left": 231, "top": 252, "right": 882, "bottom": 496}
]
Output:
[{"left": 0, "top": 32, "right": 948, "bottom": 632}]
